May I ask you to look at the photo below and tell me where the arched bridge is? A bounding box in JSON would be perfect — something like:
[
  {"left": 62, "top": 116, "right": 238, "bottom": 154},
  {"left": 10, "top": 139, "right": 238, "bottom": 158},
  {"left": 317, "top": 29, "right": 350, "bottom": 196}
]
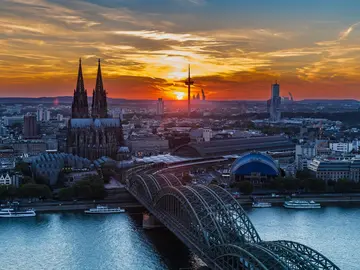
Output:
[{"left": 126, "top": 166, "right": 340, "bottom": 270}]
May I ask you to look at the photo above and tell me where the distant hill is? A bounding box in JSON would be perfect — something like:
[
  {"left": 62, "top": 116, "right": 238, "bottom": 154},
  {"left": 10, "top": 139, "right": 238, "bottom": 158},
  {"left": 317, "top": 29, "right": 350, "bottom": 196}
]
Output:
[
  {"left": 0, "top": 96, "right": 127, "bottom": 105},
  {"left": 298, "top": 99, "right": 359, "bottom": 104}
]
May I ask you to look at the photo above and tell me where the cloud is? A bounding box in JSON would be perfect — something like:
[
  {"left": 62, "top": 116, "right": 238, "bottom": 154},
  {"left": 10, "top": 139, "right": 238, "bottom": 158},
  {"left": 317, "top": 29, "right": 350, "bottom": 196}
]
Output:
[
  {"left": 339, "top": 21, "right": 360, "bottom": 40},
  {"left": 111, "top": 30, "right": 213, "bottom": 42},
  {"left": 1, "top": 0, "right": 360, "bottom": 99}
]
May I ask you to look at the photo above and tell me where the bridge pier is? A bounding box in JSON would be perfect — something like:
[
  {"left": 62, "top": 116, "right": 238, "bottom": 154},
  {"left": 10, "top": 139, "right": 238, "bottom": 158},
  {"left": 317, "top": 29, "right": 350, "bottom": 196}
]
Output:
[{"left": 143, "top": 213, "right": 164, "bottom": 229}]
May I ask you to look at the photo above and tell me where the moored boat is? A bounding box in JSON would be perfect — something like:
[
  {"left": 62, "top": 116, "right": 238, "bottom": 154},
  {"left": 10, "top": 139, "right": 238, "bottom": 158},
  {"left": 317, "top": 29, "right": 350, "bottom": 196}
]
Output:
[
  {"left": 284, "top": 200, "right": 321, "bottom": 209},
  {"left": 252, "top": 202, "right": 272, "bottom": 208},
  {"left": 0, "top": 208, "right": 36, "bottom": 218},
  {"left": 84, "top": 205, "right": 125, "bottom": 214}
]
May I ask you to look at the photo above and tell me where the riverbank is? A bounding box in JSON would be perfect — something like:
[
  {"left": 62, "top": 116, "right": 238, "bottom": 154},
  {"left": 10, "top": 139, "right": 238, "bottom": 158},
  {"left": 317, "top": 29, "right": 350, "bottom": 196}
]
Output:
[
  {"left": 9, "top": 190, "right": 360, "bottom": 213},
  {"left": 238, "top": 194, "right": 360, "bottom": 206}
]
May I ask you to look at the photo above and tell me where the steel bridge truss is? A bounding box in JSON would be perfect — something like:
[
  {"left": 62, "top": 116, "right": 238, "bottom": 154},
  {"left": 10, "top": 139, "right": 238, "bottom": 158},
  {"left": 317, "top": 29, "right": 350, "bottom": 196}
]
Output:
[{"left": 126, "top": 168, "right": 340, "bottom": 270}]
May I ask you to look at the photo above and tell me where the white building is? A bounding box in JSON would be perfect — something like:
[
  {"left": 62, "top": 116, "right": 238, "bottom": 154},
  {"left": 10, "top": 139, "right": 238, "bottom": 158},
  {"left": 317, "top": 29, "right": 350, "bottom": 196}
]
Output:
[
  {"left": 156, "top": 98, "right": 164, "bottom": 115},
  {"left": 37, "top": 108, "right": 44, "bottom": 121},
  {"left": 44, "top": 110, "right": 51, "bottom": 122},
  {"left": 295, "top": 143, "right": 317, "bottom": 170},
  {"left": 0, "top": 173, "right": 20, "bottom": 187},
  {"left": 329, "top": 142, "right": 353, "bottom": 153},
  {"left": 37, "top": 108, "right": 51, "bottom": 122},
  {"left": 119, "top": 109, "right": 125, "bottom": 121},
  {"left": 57, "top": 114, "right": 64, "bottom": 121},
  {"left": 203, "top": 128, "right": 213, "bottom": 142},
  {"left": 4, "top": 116, "right": 24, "bottom": 126},
  {"left": 308, "top": 157, "right": 360, "bottom": 182},
  {"left": 0, "top": 173, "right": 11, "bottom": 185}
]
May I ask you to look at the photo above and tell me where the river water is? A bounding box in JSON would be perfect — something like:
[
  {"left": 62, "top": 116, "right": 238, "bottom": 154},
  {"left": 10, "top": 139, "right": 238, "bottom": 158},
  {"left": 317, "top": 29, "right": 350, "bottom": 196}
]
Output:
[{"left": 0, "top": 207, "right": 358, "bottom": 270}]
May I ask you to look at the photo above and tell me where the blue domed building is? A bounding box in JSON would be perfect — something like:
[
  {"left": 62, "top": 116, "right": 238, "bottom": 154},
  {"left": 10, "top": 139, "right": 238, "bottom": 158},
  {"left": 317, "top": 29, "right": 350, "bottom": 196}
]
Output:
[{"left": 230, "top": 152, "right": 279, "bottom": 184}]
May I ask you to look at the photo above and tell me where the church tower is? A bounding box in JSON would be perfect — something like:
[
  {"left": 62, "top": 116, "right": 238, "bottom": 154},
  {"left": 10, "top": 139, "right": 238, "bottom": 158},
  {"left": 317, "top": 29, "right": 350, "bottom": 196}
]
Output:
[
  {"left": 91, "top": 59, "right": 108, "bottom": 118},
  {"left": 71, "top": 59, "right": 89, "bottom": 118}
]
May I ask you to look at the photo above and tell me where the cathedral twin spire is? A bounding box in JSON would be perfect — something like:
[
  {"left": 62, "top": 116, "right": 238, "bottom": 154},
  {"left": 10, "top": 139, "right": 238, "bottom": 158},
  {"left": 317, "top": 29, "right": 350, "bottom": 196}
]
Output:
[{"left": 71, "top": 58, "right": 108, "bottom": 119}]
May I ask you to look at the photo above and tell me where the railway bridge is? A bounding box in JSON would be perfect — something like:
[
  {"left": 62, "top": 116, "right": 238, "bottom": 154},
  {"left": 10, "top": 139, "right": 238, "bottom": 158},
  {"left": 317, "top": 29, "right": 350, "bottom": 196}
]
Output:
[{"left": 125, "top": 164, "right": 340, "bottom": 270}]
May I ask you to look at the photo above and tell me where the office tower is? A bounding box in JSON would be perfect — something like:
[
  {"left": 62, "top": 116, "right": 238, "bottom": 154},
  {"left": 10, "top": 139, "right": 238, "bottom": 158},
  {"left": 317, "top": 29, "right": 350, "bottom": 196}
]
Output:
[
  {"left": 156, "top": 98, "right": 164, "bottom": 115},
  {"left": 37, "top": 108, "right": 43, "bottom": 121},
  {"left": 268, "top": 81, "right": 282, "bottom": 122},
  {"left": 23, "top": 115, "right": 38, "bottom": 138},
  {"left": 119, "top": 109, "right": 124, "bottom": 121},
  {"left": 44, "top": 109, "right": 51, "bottom": 121},
  {"left": 57, "top": 114, "right": 64, "bottom": 121}
]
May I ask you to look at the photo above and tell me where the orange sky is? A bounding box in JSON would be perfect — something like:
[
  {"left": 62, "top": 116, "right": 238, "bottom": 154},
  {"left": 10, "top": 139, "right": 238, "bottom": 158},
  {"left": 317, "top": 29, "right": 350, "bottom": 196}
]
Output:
[{"left": 1, "top": 0, "right": 360, "bottom": 100}]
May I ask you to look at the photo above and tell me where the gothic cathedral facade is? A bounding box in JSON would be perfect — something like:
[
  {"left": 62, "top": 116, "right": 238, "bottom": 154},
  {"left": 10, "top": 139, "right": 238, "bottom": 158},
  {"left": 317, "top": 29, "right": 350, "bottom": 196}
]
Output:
[{"left": 67, "top": 59, "right": 124, "bottom": 160}]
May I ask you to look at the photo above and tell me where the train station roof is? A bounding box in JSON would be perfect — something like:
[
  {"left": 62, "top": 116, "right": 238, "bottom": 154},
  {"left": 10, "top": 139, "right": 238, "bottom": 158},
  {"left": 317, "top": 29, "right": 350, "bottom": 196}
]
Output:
[{"left": 172, "top": 135, "right": 295, "bottom": 158}]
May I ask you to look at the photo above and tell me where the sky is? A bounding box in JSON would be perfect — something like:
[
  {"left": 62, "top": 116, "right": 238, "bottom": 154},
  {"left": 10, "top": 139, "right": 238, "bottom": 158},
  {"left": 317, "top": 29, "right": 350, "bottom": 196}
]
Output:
[{"left": 1, "top": 0, "right": 360, "bottom": 100}]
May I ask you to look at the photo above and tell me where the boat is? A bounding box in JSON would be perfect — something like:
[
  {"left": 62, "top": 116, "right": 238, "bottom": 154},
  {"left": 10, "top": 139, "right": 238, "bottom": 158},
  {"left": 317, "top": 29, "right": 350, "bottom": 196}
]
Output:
[
  {"left": 0, "top": 208, "right": 36, "bottom": 218},
  {"left": 252, "top": 202, "right": 272, "bottom": 208},
  {"left": 84, "top": 205, "right": 125, "bottom": 214},
  {"left": 284, "top": 200, "right": 321, "bottom": 209}
]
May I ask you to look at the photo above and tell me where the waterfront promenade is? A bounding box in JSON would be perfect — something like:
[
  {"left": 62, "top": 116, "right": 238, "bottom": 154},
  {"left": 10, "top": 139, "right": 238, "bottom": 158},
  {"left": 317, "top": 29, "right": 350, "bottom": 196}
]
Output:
[{"left": 11, "top": 189, "right": 360, "bottom": 212}]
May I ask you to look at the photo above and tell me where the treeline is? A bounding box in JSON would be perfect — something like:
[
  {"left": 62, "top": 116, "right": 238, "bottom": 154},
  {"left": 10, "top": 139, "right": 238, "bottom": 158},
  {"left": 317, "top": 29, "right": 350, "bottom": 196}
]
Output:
[
  {"left": 0, "top": 184, "right": 52, "bottom": 200},
  {"left": 57, "top": 176, "right": 106, "bottom": 201}
]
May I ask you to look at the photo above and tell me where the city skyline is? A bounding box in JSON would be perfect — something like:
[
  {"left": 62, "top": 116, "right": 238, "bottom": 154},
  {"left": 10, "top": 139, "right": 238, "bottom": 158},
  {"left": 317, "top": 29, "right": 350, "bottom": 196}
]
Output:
[{"left": 2, "top": 0, "right": 360, "bottom": 100}]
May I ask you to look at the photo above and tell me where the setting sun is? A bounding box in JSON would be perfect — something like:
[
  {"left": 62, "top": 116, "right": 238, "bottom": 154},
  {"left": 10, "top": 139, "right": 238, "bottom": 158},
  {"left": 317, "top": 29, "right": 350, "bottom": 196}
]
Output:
[{"left": 174, "top": 91, "right": 185, "bottom": 100}]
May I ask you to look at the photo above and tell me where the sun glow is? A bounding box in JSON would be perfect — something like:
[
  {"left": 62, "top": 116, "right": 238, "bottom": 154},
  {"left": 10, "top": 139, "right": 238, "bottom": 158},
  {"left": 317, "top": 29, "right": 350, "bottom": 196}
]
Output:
[{"left": 174, "top": 91, "right": 185, "bottom": 100}]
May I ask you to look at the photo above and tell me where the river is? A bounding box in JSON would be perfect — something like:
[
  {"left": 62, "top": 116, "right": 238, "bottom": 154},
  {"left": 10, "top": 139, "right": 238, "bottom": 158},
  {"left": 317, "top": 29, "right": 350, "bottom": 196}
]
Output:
[{"left": 0, "top": 207, "right": 358, "bottom": 270}]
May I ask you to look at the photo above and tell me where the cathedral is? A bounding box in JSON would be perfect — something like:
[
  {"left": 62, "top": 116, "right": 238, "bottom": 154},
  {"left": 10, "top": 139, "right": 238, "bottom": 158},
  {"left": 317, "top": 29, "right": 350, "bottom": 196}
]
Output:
[{"left": 67, "top": 59, "right": 124, "bottom": 160}]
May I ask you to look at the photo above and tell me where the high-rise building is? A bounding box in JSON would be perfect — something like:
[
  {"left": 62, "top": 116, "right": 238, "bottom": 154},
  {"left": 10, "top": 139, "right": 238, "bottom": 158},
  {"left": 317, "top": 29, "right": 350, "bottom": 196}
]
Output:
[
  {"left": 119, "top": 109, "right": 124, "bottom": 121},
  {"left": 37, "top": 108, "right": 44, "bottom": 121},
  {"left": 267, "top": 82, "right": 281, "bottom": 122},
  {"left": 67, "top": 58, "right": 124, "bottom": 160},
  {"left": 57, "top": 114, "right": 64, "bottom": 121},
  {"left": 44, "top": 109, "right": 51, "bottom": 121},
  {"left": 23, "top": 115, "right": 38, "bottom": 139},
  {"left": 156, "top": 98, "right": 164, "bottom": 115}
]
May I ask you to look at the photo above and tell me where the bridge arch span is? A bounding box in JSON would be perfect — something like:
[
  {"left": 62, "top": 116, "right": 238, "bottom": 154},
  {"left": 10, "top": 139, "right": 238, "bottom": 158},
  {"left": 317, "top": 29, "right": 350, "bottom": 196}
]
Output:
[
  {"left": 208, "top": 185, "right": 261, "bottom": 243},
  {"left": 211, "top": 244, "right": 269, "bottom": 270},
  {"left": 153, "top": 185, "right": 212, "bottom": 248}
]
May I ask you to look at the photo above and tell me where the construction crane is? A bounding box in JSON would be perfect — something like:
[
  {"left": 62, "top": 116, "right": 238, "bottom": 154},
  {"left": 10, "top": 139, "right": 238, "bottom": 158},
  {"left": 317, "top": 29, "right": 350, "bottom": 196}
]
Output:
[
  {"left": 288, "top": 92, "right": 294, "bottom": 102},
  {"left": 201, "top": 89, "right": 206, "bottom": 101}
]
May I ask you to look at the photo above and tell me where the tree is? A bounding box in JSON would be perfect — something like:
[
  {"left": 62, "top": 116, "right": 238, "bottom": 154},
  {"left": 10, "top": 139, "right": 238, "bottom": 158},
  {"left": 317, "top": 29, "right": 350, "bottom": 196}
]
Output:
[
  {"left": 22, "top": 176, "right": 34, "bottom": 184},
  {"left": 18, "top": 184, "right": 51, "bottom": 199},
  {"left": 15, "top": 161, "right": 32, "bottom": 177},
  {"left": 305, "top": 178, "right": 326, "bottom": 192},
  {"left": 182, "top": 174, "right": 192, "bottom": 183},
  {"left": 0, "top": 185, "right": 17, "bottom": 200},
  {"left": 334, "top": 179, "right": 354, "bottom": 193},
  {"left": 58, "top": 187, "right": 74, "bottom": 201},
  {"left": 283, "top": 177, "right": 301, "bottom": 191},
  {"left": 66, "top": 174, "right": 106, "bottom": 200},
  {"left": 296, "top": 170, "right": 312, "bottom": 180},
  {"left": 236, "top": 181, "right": 253, "bottom": 195},
  {"left": 209, "top": 179, "right": 218, "bottom": 186},
  {"left": 35, "top": 175, "right": 50, "bottom": 186}
]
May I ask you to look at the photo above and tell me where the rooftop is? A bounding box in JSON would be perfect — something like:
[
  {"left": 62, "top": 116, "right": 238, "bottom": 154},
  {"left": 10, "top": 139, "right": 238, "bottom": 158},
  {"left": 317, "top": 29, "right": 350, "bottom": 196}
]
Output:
[{"left": 173, "top": 135, "right": 295, "bottom": 158}]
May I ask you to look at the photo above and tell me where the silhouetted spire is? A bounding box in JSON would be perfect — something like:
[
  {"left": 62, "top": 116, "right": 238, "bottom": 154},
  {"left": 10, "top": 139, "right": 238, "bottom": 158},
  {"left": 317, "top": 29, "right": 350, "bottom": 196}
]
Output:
[
  {"left": 76, "top": 58, "right": 85, "bottom": 93},
  {"left": 72, "top": 58, "right": 89, "bottom": 118},
  {"left": 91, "top": 59, "right": 108, "bottom": 118},
  {"left": 95, "top": 58, "right": 104, "bottom": 93}
]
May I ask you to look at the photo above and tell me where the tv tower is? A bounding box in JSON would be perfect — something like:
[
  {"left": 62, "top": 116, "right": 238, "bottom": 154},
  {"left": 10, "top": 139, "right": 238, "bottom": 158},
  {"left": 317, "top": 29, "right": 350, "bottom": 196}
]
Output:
[{"left": 185, "top": 64, "right": 194, "bottom": 116}]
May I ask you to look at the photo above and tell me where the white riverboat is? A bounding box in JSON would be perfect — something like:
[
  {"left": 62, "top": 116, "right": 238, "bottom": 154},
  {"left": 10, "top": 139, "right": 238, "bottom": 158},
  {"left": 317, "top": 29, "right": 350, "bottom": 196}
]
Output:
[
  {"left": 252, "top": 202, "right": 272, "bottom": 208},
  {"left": 0, "top": 208, "right": 36, "bottom": 218},
  {"left": 284, "top": 200, "right": 321, "bottom": 209},
  {"left": 84, "top": 205, "right": 125, "bottom": 214}
]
